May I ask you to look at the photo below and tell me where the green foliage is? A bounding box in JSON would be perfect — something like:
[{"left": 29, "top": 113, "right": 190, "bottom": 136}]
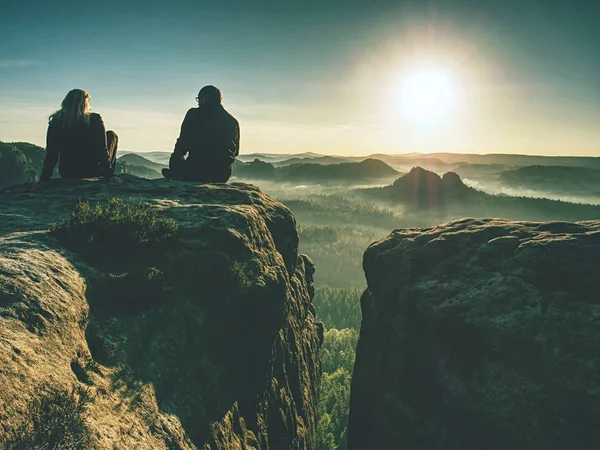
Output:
[
  {"left": 316, "top": 413, "right": 337, "bottom": 450},
  {"left": 317, "top": 367, "right": 354, "bottom": 450},
  {"left": 8, "top": 141, "right": 47, "bottom": 175},
  {"left": 52, "top": 198, "right": 178, "bottom": 315},
  {"left": 316, "top": 328, "right": 359, "bottom": 450},
  {"left": 296, "top": 223, "right": 375, "bottom": 450},
  {"left": 51, "top": 198, "right": 178, "bottom": 260},
  {"left": 115, "top": 160, "right": 131, "bottom": 175},
  {"left": 298, "top": 225, "right": 386, "bottom": 287},
  {"left": 7, "top": 385, "right": 93, "bottom": 450},
  {"left": 0, "top": 143, "right": 35, "bottom": 188},
  {"left": 229, "top": 261, "right": 254, "bottom": 293},
  {"left": 313, "top": 287, "right": 362, "bottom": 330},
  {"left": 283, "top": 195, "right": 400, "bottom": 230},
  {"left": 321, "top": 328, "right": 359, "bottom": 374}
]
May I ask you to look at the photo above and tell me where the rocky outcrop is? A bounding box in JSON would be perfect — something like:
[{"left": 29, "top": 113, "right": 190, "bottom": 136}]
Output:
[
  {"left": 391, "top": 167, "right": 477, "bottom": 206},
  {"left": 0, "top": 176, "right": 322, "bottom": 449},
  {"left": 359, "top": 168, "right": 600, "bottom": 223},
  {"left": 349, "top": 218, "right": 600, "bottom": 450}
]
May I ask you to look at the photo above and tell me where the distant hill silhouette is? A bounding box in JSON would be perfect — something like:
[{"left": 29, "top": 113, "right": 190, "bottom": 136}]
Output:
[
  {"left": 117, "top": 154, "right": 166, "bottom": 172},
  {"left": 120, "top": 151, "right": 171, "bottom": 165},
  {"left": 452, "top": 163, "right": 511, "bottom": 178},
  {"left": 233, "top": 159, "right": 276, "bottom": 179},
  {"left": 237, "top": 152, "right": 325, "bottom": 163},
  {"left": 272, "top": 156, "right": 352, "bottom": 167},
  {"left": 122, "top": 150, "right": 600, "bottom": 174},
  {"left": 116, "top": 163, "right": 162, "bottom": 179},
  {"left": 115, "top": 154, "right": 166, "bottom": 179},
  {"left": 233, "top": 158, "right": 400, "bottom": 183},
  {"left": 499, "top": 165, "right": 600, "bottom": 196},
  {"left": 405, "top": 153, "right": 600, "bottom": 170},
  {"left": 357, "top": 167, "right": 600, "bottom": 222},
  {"left": 0, "top": 142, "right": 37, "bottom": 188},
  {"left": 280, "top": 159, "right": 399, "bottom": 181},
  {"left": 0, "top": 144, "right": 168, "bottom": 185},
  {"left": 8, "top": 142, "right": 47, "bottom": 175},
  {"left": 364, "top": 154, "right": 458, "bottom": 172},
  {"left": 234, "top": 151, "right": 600, "bottom": 172},
  {"left": 387, "top": 167, "right": 478, "bottom": 209}
]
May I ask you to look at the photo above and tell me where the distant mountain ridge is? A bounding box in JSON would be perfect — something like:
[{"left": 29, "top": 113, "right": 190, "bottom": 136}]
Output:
[
  {"left": 4, "top": 144, "right": 600, "bottom": 191},
  {"left": 233, "top": 158, "right": 401, "bottom": 183},
  {"left": 237, "top": 152, "right": 325, "bottom": 163},
  {"left": 499, "top": 165, "right": 600, "bottom": 195},
  {"left": 123, "top": 150, "right": 600, "bottom": 172},
  {"left": 271, "top": 156, "right": 351, "bottom": 167}
]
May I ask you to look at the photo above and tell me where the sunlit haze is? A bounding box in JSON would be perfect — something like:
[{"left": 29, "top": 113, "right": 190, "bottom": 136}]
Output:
[
  {"left": 398, "top": 69, "right": 455, "bottom": 124},
  {"left": 1, "top": 0, "right": 599, "bottom": 156}
]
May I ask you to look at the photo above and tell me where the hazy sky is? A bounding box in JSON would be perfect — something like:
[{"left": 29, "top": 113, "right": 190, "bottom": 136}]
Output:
[{"left": 1, "top": 0, "right": 599, "bottom": 156}]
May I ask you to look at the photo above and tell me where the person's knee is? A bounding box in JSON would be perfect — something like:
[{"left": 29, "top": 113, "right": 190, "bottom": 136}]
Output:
[{"left": 169, "top": 155, "right": 186, "bottom": 171}]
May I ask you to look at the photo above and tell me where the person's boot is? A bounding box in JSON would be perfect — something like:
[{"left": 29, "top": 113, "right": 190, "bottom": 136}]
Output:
[{"left": 162, "top": 168, "right": 182, "bottom": 180}]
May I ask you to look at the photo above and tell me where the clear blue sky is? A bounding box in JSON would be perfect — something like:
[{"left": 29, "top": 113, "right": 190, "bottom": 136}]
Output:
[{"left": 1, "top": 0, "right": 599, "bottom": 155}]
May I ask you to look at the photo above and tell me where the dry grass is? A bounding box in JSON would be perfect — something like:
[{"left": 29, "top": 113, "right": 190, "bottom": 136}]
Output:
[{"left": 6, "top": 385, "right": 93, "bottom": 450}]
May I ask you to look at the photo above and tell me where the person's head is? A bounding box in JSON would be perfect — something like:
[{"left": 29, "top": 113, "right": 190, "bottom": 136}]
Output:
[
  {"left": 49, "top": 89, "right": 92, "bottom": 128},
  {"left": 195, "top": 85, "right": 222, "bottom": 106}
]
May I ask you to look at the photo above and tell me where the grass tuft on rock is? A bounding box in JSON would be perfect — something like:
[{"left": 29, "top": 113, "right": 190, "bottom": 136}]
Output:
[
  {"left": 51, "top": 198, "right": 179, "bottom": 314},
  {"left": 50, "top": 198, "right": 178, "bottom": 260}
]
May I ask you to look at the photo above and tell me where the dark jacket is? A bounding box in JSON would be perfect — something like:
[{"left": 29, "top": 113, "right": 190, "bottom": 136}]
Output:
[
  {"left": 172, "top": 103, "right": 240, "bottom": 169},
  {"left": 41, "top": 113, "right": 111, "bottom": 181}
]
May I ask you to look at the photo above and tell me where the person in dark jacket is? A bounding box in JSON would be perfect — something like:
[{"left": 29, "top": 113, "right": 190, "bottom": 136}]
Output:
[
  {"left": 162, "top": 85, "right": 240, "bottom": 182},
  {"left": 37, "top": 89, "right": 120, "bottom": 186}
]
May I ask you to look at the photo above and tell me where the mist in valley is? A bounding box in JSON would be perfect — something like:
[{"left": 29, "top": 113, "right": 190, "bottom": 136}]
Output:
[{"left": 463, "top": 177, "right": 600, "bottom": 206}]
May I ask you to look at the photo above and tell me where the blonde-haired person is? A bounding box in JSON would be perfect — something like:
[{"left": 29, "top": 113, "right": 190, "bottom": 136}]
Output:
[{"left": 36, "top": 89, "right": 120, "bottom": 188}]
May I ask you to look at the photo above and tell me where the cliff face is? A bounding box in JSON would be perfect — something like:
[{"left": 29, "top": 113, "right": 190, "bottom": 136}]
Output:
[
  {"left": 0, "top": 176, "right": 322, "bottom": 449},
  {"left": 349, "top": 218, "right": 600, "bottom": 450}
]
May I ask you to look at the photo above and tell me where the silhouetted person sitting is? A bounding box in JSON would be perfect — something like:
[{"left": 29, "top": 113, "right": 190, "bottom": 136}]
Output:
[
  {"left": 162, "top": 85, "right": 240, "bottom": 182},
  {"left": 37, "top": 89, "right": 120, "bottom": 186}
]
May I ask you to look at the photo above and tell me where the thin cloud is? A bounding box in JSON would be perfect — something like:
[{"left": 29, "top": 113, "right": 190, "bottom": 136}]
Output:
[{"left": 0, "top": 59, "right": 36, "bottom": 69}]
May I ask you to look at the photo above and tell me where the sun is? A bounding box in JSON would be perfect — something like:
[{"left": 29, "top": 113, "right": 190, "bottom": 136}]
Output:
[{"left": 398, "top": 70, "right": 455, "bottom": 123}]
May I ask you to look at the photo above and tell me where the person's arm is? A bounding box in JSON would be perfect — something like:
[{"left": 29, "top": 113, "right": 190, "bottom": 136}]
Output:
[
  {"left": 40, "top": 121, "right": 59, "bottom": 181},
  {"left": 92, "top": 114, "right": 112, "bottom": 178},
  {"left": 173, "top": 109, "right": 194, "bottom": 160},
  {"left": 232, "top": 119, "right": 240, "bottom": 157}
]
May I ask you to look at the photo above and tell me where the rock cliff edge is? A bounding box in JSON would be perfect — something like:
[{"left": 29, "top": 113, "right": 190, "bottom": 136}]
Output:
[
  {"left": 0, "top": 176, "right": 322, "bottom": 449},
  {"left": 349, "top": 218, "right": 600, "bottom": 450}
]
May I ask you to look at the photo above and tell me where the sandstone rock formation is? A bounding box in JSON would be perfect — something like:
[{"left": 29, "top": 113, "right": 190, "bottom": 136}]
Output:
[
  {"left": 390, "top": 167, "right": 477, "bottom": 207},
  {"left": 349, "top": 218, "right": 600, "bottom": 450},
  {"left": 0, "top": 176, "right": 322, "bottom": 449}
]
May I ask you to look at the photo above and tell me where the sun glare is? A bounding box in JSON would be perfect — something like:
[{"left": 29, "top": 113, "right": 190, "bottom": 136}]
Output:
[{"left": 399, "top": 70, "right": 454, "bottom": 123}]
